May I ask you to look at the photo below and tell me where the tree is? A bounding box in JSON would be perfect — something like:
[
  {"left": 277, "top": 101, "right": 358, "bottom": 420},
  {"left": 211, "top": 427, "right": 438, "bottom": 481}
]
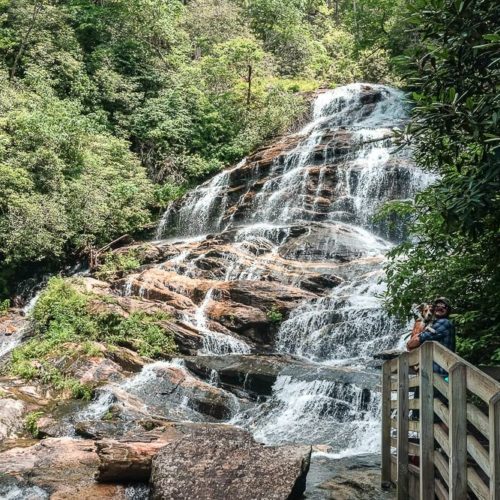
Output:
[{"left": 383, "top": 0, "right": 500, "bottom": 364}]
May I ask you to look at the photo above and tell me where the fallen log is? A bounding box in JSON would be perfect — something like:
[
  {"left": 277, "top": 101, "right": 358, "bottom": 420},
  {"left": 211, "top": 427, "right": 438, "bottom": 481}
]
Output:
[{"left": 95, "top": 428, "right": 178, "bottom": 483}]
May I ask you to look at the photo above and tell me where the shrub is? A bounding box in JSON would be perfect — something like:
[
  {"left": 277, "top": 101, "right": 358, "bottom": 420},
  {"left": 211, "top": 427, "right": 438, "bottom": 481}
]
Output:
[
  {"left": 267, "top": 306, "right": 283, "bottom": 324},
  {"left": 95, "top": 250, "right": 141, "bottom": 281},
  {"left": 25, "top": 411, "right": 44, "bottom": 438},
  {"left": 9, "top": 277, "right": 177, "bottom": 396},
  {"left": 0, "top": 299, "right": 9, "bottom": 316}
]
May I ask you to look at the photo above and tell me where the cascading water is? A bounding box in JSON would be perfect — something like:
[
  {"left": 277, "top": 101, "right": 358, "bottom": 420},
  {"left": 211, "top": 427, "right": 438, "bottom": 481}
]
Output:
[
  {"left": 195, "top": 289, "right": 251, "bottom": 355},
  {"left": 148, "top": 84, "right": 432, "bottom": 459},
  {"left": 276, "top": 272, "right": 404, "bottom": 366}
]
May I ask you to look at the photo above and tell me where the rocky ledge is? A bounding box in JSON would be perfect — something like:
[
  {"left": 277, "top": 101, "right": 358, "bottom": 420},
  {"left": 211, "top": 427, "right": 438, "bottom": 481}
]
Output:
[{"left": 0, "top": 423, "right": 311, "bottom": 500}]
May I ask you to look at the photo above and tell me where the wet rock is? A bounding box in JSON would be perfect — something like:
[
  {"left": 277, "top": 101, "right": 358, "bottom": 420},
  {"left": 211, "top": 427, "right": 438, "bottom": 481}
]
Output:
[
  {"left": 167, "top": 321, "right": 204, "bottom": 355},
  {"left": 313, "top": 455, "right": 389, "bottom": 500},
  {"left": 105, "top": 346, "right": 146, "bottom": 373},
  {"left": 216, "top": 280, "right": 315, "bottom": 312},
  {"left": 36, "top": 414, "right": 75, "bottom": 438},
  {"left": 184, "top": 355, "right": 303, "bottom": 396},
  {"left": 278, "top": 222, "right": 389, "bottom": 262},
  {"left": 150, "top": 424, "right": 311, "bottom": 500},
  {"left": 0, "top": 398, "right": 25, "bottom": 439},
  {"left": 136, "top": 364, "right": 237, "bottom": 420}
]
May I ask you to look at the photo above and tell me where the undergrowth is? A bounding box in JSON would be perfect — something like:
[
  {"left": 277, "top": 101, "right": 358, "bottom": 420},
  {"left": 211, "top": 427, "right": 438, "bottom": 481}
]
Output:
[
  {"left": 8, "top": 277, "right": 176, "bottom": 398},
  {"left": 25, "top": 411, "right": 44, "bottom": 438},
  {"left": 95, "top": 250, "right": 142, "bottom": 281}
]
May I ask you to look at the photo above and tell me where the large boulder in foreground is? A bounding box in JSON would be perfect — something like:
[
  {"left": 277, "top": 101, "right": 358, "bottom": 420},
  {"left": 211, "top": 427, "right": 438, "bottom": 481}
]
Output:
[{"left": 150, "top": 424, "right": 311, "bottom": 500}]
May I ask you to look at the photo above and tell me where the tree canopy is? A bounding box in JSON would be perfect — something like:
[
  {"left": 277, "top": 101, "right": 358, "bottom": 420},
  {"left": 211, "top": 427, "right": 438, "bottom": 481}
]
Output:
[
  {"left": 383, "top": 0, "right": 500, "bottom": 364},
  {"left": 0, "top": 0, "right": 405, "bottom": 296}
]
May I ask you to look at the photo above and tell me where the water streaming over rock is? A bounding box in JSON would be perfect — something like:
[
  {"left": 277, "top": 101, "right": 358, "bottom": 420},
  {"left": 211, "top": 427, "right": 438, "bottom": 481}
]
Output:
[
  {"left": 194, "top": 289, "right": 252, "bottom": 355},
  {"left": 149, "top": 83, "right": 433, "bottom": 457},
  {"left": 1, "top": 84, "right": 431, "bottom": 468}
]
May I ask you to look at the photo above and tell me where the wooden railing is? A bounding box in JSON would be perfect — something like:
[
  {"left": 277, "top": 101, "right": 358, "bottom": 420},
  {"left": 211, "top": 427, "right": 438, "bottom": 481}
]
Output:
[{"left": 381, "top": 341, "right": 500, "bottom": 499}]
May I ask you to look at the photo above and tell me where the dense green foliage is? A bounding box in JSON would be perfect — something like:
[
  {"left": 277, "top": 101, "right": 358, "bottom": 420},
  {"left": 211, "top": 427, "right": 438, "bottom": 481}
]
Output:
[
  {"left": 383, "top": 0, "right": 500, "bottom": 364},
  {"left": 0, "top": 0, "right": 408, "bottom": 298},
  {"left": 8, "top": 277, "right": 176, "bottom": 395},
  {"left": 95, "top": 249, "right": 142, "bottom": 281}
]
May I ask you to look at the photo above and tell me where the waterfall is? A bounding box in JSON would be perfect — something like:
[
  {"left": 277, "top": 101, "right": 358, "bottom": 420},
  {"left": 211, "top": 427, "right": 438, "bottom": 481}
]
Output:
[
  {"left": 147, "top": 83, "right": 433, "bottom": 457},
  {"left": 276, "top": 272, "right": 406, "bottom": 365},
  {"left": 231, "top": 374, "right": 381, "bottom": 456}
]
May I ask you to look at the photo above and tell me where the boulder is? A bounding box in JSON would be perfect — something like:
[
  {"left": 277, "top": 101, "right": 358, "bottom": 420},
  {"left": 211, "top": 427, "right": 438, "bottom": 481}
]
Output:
[
  {"left": 131, "top": 363, "right": 238, "bottom": 420},
  {"left": 0, "top": 437, "right": 127, "bottom": 498},
  {"left": 311, "top": 454, "right": 385, "bottom": 500},
  {"left": 150, "top": 424, "right": 311, "bottom": 500},
  {"left": 184, "top": 355, "right": 304, "bottom": 396}
]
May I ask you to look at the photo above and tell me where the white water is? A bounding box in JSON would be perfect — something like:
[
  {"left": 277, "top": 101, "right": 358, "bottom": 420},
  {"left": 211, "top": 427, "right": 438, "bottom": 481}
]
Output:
[
  {"left": 276, "top": 272, "right": 404, "bottom": 365},
  {"left": 195, "top": 289, "right": 251, "bottom": 355},
  {"left": 0, "top": 333, "right": 23, "bottom": 360},
  {"left": 231, "top": 374, "right": 381, "bottom": 455},
  {"left": 148, "top": 84, "right": 433, "bottom": 458}
]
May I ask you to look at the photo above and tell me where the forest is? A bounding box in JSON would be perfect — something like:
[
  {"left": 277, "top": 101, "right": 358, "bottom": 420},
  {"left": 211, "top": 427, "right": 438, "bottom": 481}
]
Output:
[{"left": 0, "top": 0, "right": 499, "bottom": 365}]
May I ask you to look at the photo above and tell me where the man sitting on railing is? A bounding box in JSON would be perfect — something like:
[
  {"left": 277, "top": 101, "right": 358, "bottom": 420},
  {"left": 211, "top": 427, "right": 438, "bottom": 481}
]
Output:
[{"left": 418, "top": 297, "right": 456, "bottom": 378}]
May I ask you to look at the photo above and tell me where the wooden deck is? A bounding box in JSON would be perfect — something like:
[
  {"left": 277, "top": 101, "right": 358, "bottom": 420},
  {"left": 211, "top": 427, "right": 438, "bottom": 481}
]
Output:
[{"left": 381, "top": 341, "right": 500, "bottom": 499}]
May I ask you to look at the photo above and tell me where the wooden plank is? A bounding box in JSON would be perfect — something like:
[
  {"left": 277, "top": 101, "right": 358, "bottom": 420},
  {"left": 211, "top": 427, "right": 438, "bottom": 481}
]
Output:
[
  {"left": 392, "top": 376, "right": 419, "bottom": 390},
  {"left": 391, "top": 418, "right": 419, "bottom": 432},
  {"left": 389, "top": 357, "right": 398, "bottom": 372},
  {"left": 468, "top": 466, "right": 489, "bottom": 500},
  {"left": 434, "top": 449, "right": 449, "bottom": 486},
  {"left": 434, "top": 398, "right": 449, "bottom": 426},
  {"left": 467, "top": 365, "right": 499, "bottom": 403},
  {"left": 434, "top": 375, "right": 448, "bottom": 400},
  {"left": 434, "top": 423, "right": 450, "bottom": 456},
  {"left": 467, "top": 434, "right": 490, "bottom": 477},
  {"left": 435, "top": 478, "right": 449, "bottom": 500},
  {"left": 397, "top": 353, "right": 409, "bottom": 500},
  {"left": 449, "top": 362, "right": 467, "bottom": 500},
  {"left": 407, "top": 349, "right": 419, "bottom": 366},
  {"left": 433, "top": 343, "right": 457, "bottom": 372},
  {"left": 419, "top": 341, "right": 434, "bottom": 500},
  {"left": 381, "top": 361, "right": 392, "bottom": 488},
  {"left": 431, "top": 342, "right": 500, "bottom": 403},
  {"left": 490, "top": 393, "right": 500, "bottom": 500},
  {"left": 391, "top": 398, "right": 419, "bottom": 410},
  {"left": 467, "top": 402, "right": 490, "bottom": 439},
  {"left": 391, "top": 438, "right": 419, "bottom": 456}
]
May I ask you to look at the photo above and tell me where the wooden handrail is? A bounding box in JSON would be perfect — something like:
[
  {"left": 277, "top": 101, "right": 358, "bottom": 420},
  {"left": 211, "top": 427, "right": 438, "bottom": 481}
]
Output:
[{"left": 381, "top": 341, "right": 500, "bottom": 500}]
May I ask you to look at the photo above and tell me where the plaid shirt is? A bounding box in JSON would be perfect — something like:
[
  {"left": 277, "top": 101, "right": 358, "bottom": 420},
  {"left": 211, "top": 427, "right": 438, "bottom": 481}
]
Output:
[
  {"left": 419, "top": 318, "right": 456, "bottom": 351},
  {"left": 419, "top": 318, "right": 456, "bottom": 375}
]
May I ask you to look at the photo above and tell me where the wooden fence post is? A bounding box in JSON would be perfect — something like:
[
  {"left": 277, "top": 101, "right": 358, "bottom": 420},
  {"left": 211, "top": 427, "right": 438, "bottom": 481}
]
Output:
[
  {"left": 397, "top": 353, "right": 409, "bottom": 500},
  {"left": 381, "top": 360, "right": 392, "bottom": 488},
  {"left": 490, "top": 393, "right": 500, "bottom": 500},
  {"left": 419, "top": 342, "right": 434, "bottom": 499},
  {"left": 449, "top": 362, "right": 467, "bottom": 500}
]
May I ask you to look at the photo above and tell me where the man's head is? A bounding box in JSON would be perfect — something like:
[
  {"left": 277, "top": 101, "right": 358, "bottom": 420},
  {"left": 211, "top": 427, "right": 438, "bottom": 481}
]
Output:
[{"left": 433, "top": 297, "right": 451, "bottom": 318}]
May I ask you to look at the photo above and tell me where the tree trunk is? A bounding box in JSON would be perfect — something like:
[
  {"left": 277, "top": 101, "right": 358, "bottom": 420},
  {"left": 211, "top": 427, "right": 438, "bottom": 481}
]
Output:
[
  {"left": 10, "top": 1, "right": 43, "bottom": 81},
  {"left": 95, "top": 439, "right": 169, "bottom": 483},
  {"left": 246, "top": 64, "right": 252, "bottom": 107}
]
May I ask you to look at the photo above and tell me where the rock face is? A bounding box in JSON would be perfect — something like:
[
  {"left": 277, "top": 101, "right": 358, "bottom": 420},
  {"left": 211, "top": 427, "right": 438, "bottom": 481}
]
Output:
[
  {"left": 0, "top": 84, "right": 426, "bottom": 498},
  {"left": 150, "top": 424, "right": 312, "bottom": 500},
  {"left": 0, "top": 398, "right": 25, "bottom": 440},
  {"left": 0, "top": 437, "right": 127, "bottom": 498}
]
